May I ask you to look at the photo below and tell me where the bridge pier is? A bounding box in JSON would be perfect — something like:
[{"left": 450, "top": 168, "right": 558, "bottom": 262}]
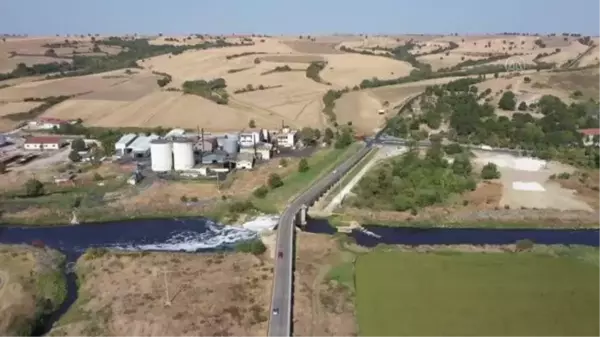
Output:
[{"left": 295, "top": 204, "right": 308, "bottom": 227}]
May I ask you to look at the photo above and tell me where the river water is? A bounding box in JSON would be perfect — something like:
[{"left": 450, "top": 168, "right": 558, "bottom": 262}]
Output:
[{"left": 0, "top": 216, "right": 597, "bottom": 335}]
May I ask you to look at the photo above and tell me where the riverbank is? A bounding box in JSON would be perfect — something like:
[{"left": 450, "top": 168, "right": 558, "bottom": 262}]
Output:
[
  {"left": 0, "top": 244, "right": 66, "bottom": 336},
  {"left": 325, "top": 209, "right": 600, "bottom": 229}
]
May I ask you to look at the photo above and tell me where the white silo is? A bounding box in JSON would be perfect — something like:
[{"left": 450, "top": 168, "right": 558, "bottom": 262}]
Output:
[
  {"left": 173, "top": 138, "right": 195, "bottom": 171},
  {"left": 150, "top": 139, "right": 173, "bottom": 172}
]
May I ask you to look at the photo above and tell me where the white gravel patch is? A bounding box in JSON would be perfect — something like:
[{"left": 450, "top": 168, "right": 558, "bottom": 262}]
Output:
[
  {"left": 476, "top": 155, "right": 547, "bottom": 172},
  {"left": 512, "top": 181, "right": 546, "bottom": 192}
]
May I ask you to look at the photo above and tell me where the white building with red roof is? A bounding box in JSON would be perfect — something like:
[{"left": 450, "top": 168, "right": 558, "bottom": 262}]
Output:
[
  {"left": 23, "top": 136, "right": 66, "bottom": 150},
  {"left": 578, "top": 128, "right": 600, "bottom": 146}
]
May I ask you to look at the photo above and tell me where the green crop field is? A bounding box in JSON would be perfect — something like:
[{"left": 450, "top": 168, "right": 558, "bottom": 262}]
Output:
[{"left": 355, "top": 250, "right": 599, "bottom": 336}]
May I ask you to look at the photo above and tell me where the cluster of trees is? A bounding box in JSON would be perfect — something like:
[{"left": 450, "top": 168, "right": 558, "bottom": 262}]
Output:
[
  {"left": 305, "top": 61, "right": 327, "bottom": 84},
  {"left": 233, "top": 83, "right": 281, "bottom": 94},
  {"left": 348, "top": 142, "right": 477, "bottom": 213},
  {"left": 225, "top": 51, "right": 266, "bottom": 60},
  {"left": 439, "top": 54, "right": 514, "bottom": 72},
  {"left": 153, "top": 71, "right": 172, "bottom": 87},
  {"left": 321, "top": 88, "right": 349, "bottom": 124},
  {"left": 260, "top": 64, "right": 292, "bottom": 75},
  {"left": 386, "top": 78, "right": 600, "bottom": 169},
  {"left": 252, "top": 172, "right": 284, "bottom": 198},
  {"left": 182, "top": 78, "right": 229, "bottom": 104},
  {"left": 0, "top": 61, "right": 74, "bottom": 81},
  {"left": 235, "top": 239, "right": 267, "bottom": 255}
]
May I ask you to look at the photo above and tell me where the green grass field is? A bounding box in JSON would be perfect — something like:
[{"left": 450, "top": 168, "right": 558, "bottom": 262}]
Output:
[{"left": 355, "top": 250, "right": 599, "bottom": 336}]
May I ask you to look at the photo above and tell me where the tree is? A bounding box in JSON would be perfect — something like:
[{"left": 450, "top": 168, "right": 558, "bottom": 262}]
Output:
[
  {"left": 298, "top": 158, "right": 309, "bottom": 172},
  {"left": 71, "top": 138, "right": 86, "bottom": 152},
  {"left": 523, "top": 76, "right": 531, "bottom": 83},
  {"left": 481, "top": 162, "right": 501, "bottom": 179},
  {"left": 268, "top": 173, "right": 283, "bottom": 189},
  {"left": 248, "top": 119, "right": 256, "bottom": 128},
  {"left": 498, "top": 91, "right": 516, "bottom": 110},
  {"left": 451, "top": 155, "right": 472, "bottom": 176},
  {"left": 323, "top": 128, "right": 334, "bottom": 145},
  {"left": 68, "top": 150, "right": 82, "bottom": 162},
  {"left": 299, "top": 127, "right": 318, "bottom": 145},
  {"left": 518, "top": 101, "right": 528, "bottom": 111},
  {"left": 25, "top": 178, "right": 44, "bottom": 197},
  {"left": 335, "top": 127, "right": 354, "bottom": 149}
]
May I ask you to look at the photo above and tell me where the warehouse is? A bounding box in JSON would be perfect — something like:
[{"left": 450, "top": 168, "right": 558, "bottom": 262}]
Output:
[
  {"left": 275, "top": 128, "right": 297, "bottom": 148},
  {"left": 115, "top": 133, "right": 138, "bottom": 157},
  {"left": 127, "top": 134, "right": 160, "bottom": 158},
  {"left": 240, "top": 142, "right": 273, "bottom": 160}
]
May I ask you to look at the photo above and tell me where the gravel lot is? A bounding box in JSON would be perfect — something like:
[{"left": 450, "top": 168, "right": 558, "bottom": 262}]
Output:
[{"left": 473, "top": 151, "right": 592, "bottom": 212}]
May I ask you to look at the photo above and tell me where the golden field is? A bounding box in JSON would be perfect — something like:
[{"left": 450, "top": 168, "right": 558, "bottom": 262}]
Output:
[{"left": 0, "top": 34, "right": 598, "bottom": 133}]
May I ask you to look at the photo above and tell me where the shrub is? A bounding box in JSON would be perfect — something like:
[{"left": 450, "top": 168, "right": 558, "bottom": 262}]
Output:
[
  {"left": 298, "top": 158, "right": 309, "bottom": 172},
  {"left": 190, "top": 196, "right": 199, "bottom": 202},
  {"left": 25, "top": 178, "right": 44, "bottom": 197},
  {"left": 68, "top": 150, "right": 81, "bottom": 162},
  {"left": 268, "top": 173, "right": 283, "bottom": 189},
  {"left": 70, "top": 138, "right": 86, "bottom": 152},
  {"left": 481, "top": 162, "right": 501, "bottom": 179},
  {"left": 515, "top": 239, "right": 534, "bottom": 252},
  {"left": 253, "top": 185, "right": 269, "bottom": 198},
  {"left": 229, "top": 200, "right": 254, "bottom": 213},
  {"left": 235, "top": 239, "right": 267, "bottom": 255},
  {"left": 279, "top": 158, "right": 288, "bottom": 167},
  {"left": 180, "top": 195, "right": 188, "bottom": 202},
  {"left": 517, "top": 101, "right": 528, "bottom": 111},
  {"left": 93, "top": 172, "right": 103, "bottom": 181},
  {"left": 498, "top": 91, "right": 516, "bottom": 110},
  {"left": 557, "top": 172, "right": 571, "bottom": 179}
]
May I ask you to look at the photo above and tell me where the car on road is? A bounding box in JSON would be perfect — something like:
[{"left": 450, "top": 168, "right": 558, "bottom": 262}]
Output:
[{"left": 273, "top": 308, "right": 279, "bottom": 315}]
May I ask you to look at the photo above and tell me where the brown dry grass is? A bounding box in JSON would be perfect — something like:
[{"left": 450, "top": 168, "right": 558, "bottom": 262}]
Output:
[
  {"left": 0, "top": 244, "right": 64, "bottom": 336},
  {"left": 293, "top": 232, "right": 356, "bottom": 336},
  {"left": 554, "top": 171, "right": 600, "bottom": 210},
  {"left": 0, "top": 101, "right": 43, "bottom": 116},
  {"left": 227, "top": 158, "right": 300, "bottom": 195},
  {"left": 49, "top": 251, "right": 272, "bottom": 336},
  {"left": 282, "top": 41, "right": 344, "bottom": 54}
]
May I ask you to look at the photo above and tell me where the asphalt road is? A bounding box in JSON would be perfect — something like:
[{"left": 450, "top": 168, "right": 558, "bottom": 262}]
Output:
[{"left": 267, "top": 144, "right": 372, "bottom": 337}]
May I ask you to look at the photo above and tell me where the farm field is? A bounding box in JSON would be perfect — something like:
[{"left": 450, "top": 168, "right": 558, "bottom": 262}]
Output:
[{"left": 355, "top": 249, "right": 599, "bottom": 336}]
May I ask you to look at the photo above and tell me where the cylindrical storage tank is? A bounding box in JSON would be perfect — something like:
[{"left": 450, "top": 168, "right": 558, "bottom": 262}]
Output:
[
  {"left": 223, "top": 138, "right": 239, "bottom": 154},
  {"left": 150, "top": 139, "right": 173, "bottom": 172},
  {"left": 173, "top": 139, "right": 195, "bottom": 171}
]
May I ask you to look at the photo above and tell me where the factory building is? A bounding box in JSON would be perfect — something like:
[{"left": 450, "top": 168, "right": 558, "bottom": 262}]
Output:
[
  {"left": 23, "top": 136, "right": 66, "bottom": 150},
  {"left": 276, "top": 128, "right": 298, "bottom": 148},
  {"left": 194, "top": 137, "right": 217, "bottom": 153},
  {"left": 236, "top": 152, "right": 254, "bottom": 169},
  {"left": 173, "top": 138, "right": 195, "bottom": 171},
  {"left": 127, "top": 134, "right": 160, "bottom": 158},
  {"left": 150, "top": 139, "right": 173, "bottom": 172},
  {"left": 239, "top": 128, "right": 267, "bottom": 147},
  {"left": 200, "top": 152, "right": 228, "bottom": 165},
  {"left": 240, "top": 142, "right": 273, "bottom": 160},
  {"left": 115, "top": 133, "right": 138, "bottom": 157},
  {"left": 28, "top": 117, "right": 69, "bottom": 130}
]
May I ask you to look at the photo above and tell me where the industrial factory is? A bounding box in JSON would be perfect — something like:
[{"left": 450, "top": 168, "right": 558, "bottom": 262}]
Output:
[{"left": 114, "top": 127, "right": 299, "bottom": 177}]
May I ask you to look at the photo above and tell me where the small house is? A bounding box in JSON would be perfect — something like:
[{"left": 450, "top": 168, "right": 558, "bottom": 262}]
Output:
[
  {"left": 276, "top": 129, "right": 297, "bottom": 148},
  {"left": 579, "top": 128, "right": 600, "bottom": 146}
]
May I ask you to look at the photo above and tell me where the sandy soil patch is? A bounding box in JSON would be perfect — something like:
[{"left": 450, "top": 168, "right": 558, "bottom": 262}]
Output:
[
  {"left": 50, "top": 251, "right": 272, "bottom": 336},
  {"left": 321, "top": 54, "right": 414, "bottom": 88},
  {"left": 578, "top": 45, "right": 600, "bottom": 67},
  {"left": 553, "top": 171, "right": 600, "bottom": 211},
  {"left": 338, "top": 36, "right": 406, "bottom": 50},
  {"left": 0, "top": 244, "right": 65, "bottom": 336},
  {"left": 473, "top": 151, "right": 593, "bottom": 212},
  {"left": 0, "top": 101, "right": 43, "bottom": 117},
  {"left": 293, "top": 232, "right": 356, "bottom": 336}
]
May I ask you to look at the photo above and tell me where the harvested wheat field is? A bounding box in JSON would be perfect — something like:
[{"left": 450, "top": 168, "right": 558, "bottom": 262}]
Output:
[
  {"left": 321, "top": 54, "right": 413, "bottom": 87},
  {"left": 49, "top": 251, "right": 272, "bottom": 336},
  {"left": 0, "top": 101, "right": 44, "bottom": 117},
  {"left": 0, "top": 244, "right": 66, "bottom": 336},
  {"left": 417, "top": 53, "right": 487, "bottom": 71}
]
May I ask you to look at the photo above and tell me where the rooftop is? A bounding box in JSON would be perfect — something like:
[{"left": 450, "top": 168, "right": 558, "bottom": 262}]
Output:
[
  {"left": 236, "top": 152, "right": 254, "bottom": 162},
  {"left": 164, "top": 128, "right": 186, "bottom": 138},
  {"left": 38, "top": 117, "right": 68, "bottom": 124},
  {"left": 25, "top": 136, "right": 63, "bottom": 144},
  {"left": 115, "top": 133, "right": 138, "bottom": 147},
  {"left": 579, "top": 128, "right": 600, "bottom": 136},
  {"left": 128, "top": 134, "right": 160, "bottom": 152}
]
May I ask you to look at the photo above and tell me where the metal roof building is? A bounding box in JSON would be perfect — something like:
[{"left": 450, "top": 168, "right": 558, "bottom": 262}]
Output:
[
  {"left": 127, "top": 134, "right": 160, "bottom": 156},
  {"left": 115, "top": 133, "right": 138, "bottom": 156},
  {"left": 164, "top": 128, "right": 186, "bottom": 139},
  {"left": 200, "top": 152, "right": 228, "bottom": 165}
]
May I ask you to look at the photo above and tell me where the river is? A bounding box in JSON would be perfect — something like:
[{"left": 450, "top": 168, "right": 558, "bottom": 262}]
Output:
[{"left": 0, "top": 216, "right": 598, "bottom": 335}]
